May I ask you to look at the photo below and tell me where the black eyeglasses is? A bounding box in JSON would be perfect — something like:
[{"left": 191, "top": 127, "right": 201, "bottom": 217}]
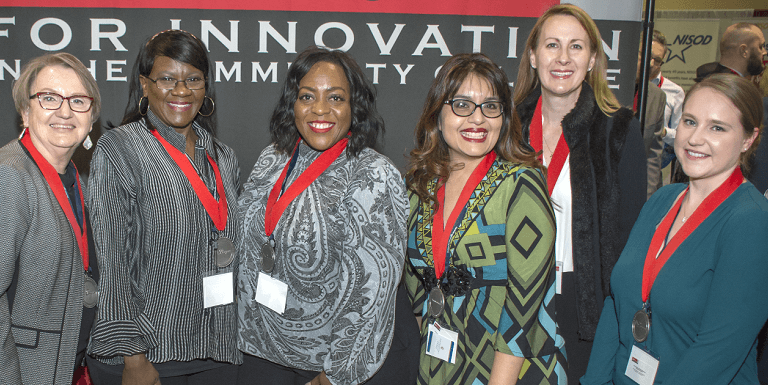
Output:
[
  {"left": 143, "top": 75, "right": 206, "bottom": 90},
  {"left": 29, "top": 92, "right": 94, "bottom": 113},
  {"left": 444, "top": 99, "right": 503, "bottom": 118}
]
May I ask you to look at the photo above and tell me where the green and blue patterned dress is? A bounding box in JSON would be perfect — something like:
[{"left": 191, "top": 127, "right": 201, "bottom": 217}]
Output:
[{"left": 405, "top": 158, "right": 567, "bottom": 385}]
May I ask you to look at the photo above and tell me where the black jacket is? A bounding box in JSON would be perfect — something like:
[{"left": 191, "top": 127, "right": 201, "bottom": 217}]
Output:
[{"left": 516, "top": 83, "right": 646, "bottom": 340}]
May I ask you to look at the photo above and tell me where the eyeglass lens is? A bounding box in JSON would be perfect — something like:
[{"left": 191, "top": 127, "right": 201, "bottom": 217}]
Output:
[
  {"left": 450, "top": 100, "right": 502, "bottom": 118},
  {"left": 153, "top": 77, "right": 205, "bottom": 90},
  {"left": 35, "top": 92, "right": 93, "bottom": 112}
]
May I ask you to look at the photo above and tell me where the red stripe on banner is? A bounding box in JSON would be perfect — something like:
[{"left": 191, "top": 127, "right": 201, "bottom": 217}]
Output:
[{"left": 3, "top": 0, "right": 560, "bottom": 17}]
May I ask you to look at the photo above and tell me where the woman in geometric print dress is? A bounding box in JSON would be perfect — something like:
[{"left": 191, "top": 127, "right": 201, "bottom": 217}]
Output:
[{"left": 404, "top": 53, "right": 566, "bottom": 385}]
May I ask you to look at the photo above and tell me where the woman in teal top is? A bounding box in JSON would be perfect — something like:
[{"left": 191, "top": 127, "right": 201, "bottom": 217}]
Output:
[{"left": 582, "top": 74, "right": 768, "bottom": 384}]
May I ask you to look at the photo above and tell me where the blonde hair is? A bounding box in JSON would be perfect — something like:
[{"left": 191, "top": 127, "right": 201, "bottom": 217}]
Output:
[
  {"left": 12, "top": 52, "right": 100, "bottom": 122},
  {"left": 513, "top": 4, "right": 621, "bottom": 115}
]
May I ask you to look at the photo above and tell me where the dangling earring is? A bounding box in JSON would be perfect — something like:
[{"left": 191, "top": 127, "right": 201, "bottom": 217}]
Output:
[
  {"left": 139, "top": 96, "right": 149, "bottom": 116},
  {"left": 18, "top": 127, "right": 27, "bottom": 140},
  {"left": 83, "top": 135, "right": 93, "bottom": 150},
  {"left": 198, "top": 96, "right": 215, "bottom": 117}
]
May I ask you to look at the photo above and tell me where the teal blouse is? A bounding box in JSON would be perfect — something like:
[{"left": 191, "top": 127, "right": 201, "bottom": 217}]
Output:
[{"left": 582, "top": 183, "right": 768, "bottom": 384}]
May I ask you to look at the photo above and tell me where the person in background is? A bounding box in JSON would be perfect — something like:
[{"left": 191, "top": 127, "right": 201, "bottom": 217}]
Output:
[
  {"left": 583, "top": 73, "right": 768, "bottom": 385},
  {"left": 405, "top": 52, "right": 563, "bottom": 385},
  {"left": 649, "top": 30, "right": 685, "bottom": 147},
  {"left": 0, "top": 52, "right": 100, "bottom": 384},
  {"left": 87, "top": 30, "right": 241, "bottom": 384},
  {"left": 695, "top": 23, "right": 766, "bottom": 83},
  {"left": 513, "top": 4, "right": 646, "bottom": 383},
  {"left": 237, "top": 46, "right": 409, "bottom": 385},
  {"left": 636, "top": 42, "right": 668, "bottom": 198},
  {"left": 647, "top": 30, "right": 687, "bottom": 186}
]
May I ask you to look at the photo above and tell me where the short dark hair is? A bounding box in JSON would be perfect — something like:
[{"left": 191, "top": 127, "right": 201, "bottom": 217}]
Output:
[
  {"left": 117, "top": 30, "right": 216, "bottom": 135},
  {"left": 652, "top": 30, "right": 668, "bottom": 55},
  {"left": 269, "top": 46, "right": 383, "bottom": 157}
]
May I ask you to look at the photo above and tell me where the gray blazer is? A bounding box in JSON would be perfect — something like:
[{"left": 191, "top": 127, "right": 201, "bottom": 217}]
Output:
[
  {"left": 641, "top": 83, "right": 667, "bottom": 199},
  {"left": 0, "top": 140, "right": 85, "bottom": 384}
]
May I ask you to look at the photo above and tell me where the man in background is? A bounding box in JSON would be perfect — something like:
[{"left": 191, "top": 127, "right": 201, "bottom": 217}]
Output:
[
  {"left": 636, "top": 43, "right": 667, "bottom": 198},
  {"left": 695, "top": 22, "right": 766, "bottom": 82}
]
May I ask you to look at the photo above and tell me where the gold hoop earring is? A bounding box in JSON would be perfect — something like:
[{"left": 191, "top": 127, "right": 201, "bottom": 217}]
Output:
[
  {"left": 198, "top": 96, "right": 215, "bottom": 117},
  {"left": 139, "top": 97, "right": 149, "bottom": 116}
]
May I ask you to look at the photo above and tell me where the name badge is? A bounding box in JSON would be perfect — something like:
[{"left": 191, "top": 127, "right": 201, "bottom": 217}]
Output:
[
  {"left": 625, "top": 344, "right": 659, "bottom": 385},
  {"left": 426, "top": 321, "right": 458, "bottom": 364},
  {"left": 203, "top": 272, "right": 234, "bottom": 308},
  {"left": 255, "top": 272, "right": 288, "bottom": 314}
]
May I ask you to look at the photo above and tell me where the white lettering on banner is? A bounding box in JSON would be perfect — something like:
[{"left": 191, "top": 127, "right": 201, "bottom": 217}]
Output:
[
  {"left": 0, "top": 17, "right": 15, "bottom": 39},
  {"left": 393, "top": 64, "right": 414, "bottom": 84},
  {"left": 315, "top": 22, "right": 354, "bottom": 52},
  {"left": 507, "top": 27, "right": 519, "bottom": 58},
  {"left": 87, "top": 60, "right": 96, "bottom": 80},
  {"left": 31, "top": 18, "right": 71, "bottom": 51},
  {"left": 367, "top": 23, "right": 405, "bottom": 56},
  {"left": 0, "top": 59, "right": 20, "bottom": 80},
  {"left": 90, "top": 19, "right": 127, "bottom": 52},
  {"left": 106, "top": 60, "right": 127, "bottom": 81},
  {"left": 366, "top": 63, "right": 386, "bottom": 84},
  {"left": 202, "top": 20, "right": 239, "bottom": 53},
  {"left": 216, "top": 61, "right": 242, "bottom": 82},
  {"left": 252, "top": 62, "right": 278, "bottom": 83},
  {"left": 607, "top": 68, "right": 620, "bottom": 89},
  {"left": 413, "top": 25, "right": 451, "bottom": 56},
  {"left": 603, "top": 30, "right": 621, "bottom": 61},
  {"left": 259, "top": 21, "right": 297, "bottom": 54},
  {"left": 171, "top": 20, "right": 181, "bottom": 30},
  {"left": 461, "top": 25, "right": 494, "bottom": 53}
]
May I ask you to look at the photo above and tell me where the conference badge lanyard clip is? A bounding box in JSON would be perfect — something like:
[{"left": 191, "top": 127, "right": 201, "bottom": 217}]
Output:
[
  {"left": 255, "top": 139, "right": 347, "bottom": 315},
  {"left": 149, "top": 129, "right": 234, "bottom": 309},
  {"left": 20, "top": 132, "right": 99, "bottom": 309},
  {"left": 626, "top": 300, "right": 658, "bottom": 385},
  {"left": 425, "top": 229, "right": 458, "bottom": 365}
]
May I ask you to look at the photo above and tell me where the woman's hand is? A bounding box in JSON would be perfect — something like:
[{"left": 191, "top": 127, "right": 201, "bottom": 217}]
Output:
[
  {"left": 305, "top": 371, "right": 332, "bottom": 385},
  {"left": 122, "top": 353, "right": 160, "bottom": 385}
]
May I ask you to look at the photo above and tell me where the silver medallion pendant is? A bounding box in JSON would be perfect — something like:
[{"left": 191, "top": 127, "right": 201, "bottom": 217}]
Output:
[
  {"left": 428, "top": 287, "right": 445, "bottom": 318},
  {"left": 83, "top": 274, "right": 99, "bottom": 308},
  {"left": 215, "top": 237, "right": 236, "bottom": 268},
  {"left": 632, "top": 309, "right": 651, "bottom": 342},
  {"left": 260, "top": 242, "right": 275, "bottom": 273}
]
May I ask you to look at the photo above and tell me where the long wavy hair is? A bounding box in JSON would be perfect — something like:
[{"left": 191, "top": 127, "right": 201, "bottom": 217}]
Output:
[
  {"left": 406, "top": 53, "right": 541, "bottom": 206},
  {"left": 269, "top": 46, "right": 383, "bottom": 157},
  {"left": 684, "top": 74, "right": 763, "bottom": 174},
  {"left": 513, "top": 4, "right": 621, "bottom": 115},
  {"left": 116, "top": 29, "right": 217, "bottom": 135}
]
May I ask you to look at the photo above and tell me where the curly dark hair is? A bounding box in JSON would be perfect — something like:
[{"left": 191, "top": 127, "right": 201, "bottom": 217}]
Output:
[
  {"left": 406, "top": 53, "right": 541, "bottom": 206},
  {"left": 115, "top": 29, "right": 217, "bottom": 135},
  {"left": 270, "top": 46, "right": 384, "bottom": 157}
]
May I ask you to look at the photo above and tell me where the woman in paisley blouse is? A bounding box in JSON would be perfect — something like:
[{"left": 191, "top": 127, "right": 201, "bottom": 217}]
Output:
[
  {"left": 404, "top": 53, "right": 565, "bottom": 385},
  {"left": 236, "top": 46, "right": 410, "bottom": 385}
]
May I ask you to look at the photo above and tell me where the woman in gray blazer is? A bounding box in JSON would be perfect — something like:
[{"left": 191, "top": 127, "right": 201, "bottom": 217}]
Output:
[{"left": 0, "top": 52, "right": 101, "bottom": 384}]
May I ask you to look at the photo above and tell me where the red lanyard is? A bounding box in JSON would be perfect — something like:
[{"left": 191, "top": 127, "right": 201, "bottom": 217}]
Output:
[
  {"left": 641, "top": 167, "right": 743, "bottom": 302},
  {"left": 529, "top": 96, "right": 570, "bottom": 196},
  {"left": 264, "top": 138, "right": 348, "bottom": 237},
  {"left": 657, "top": 76, "right": 665, "bottom": 88},
  {"left": 432, "top": 151, "right": 496, "bottom": 279},
  {"left": 150, "top": 129, "right": 228, "bottom": 231},
  {"left": 19, "top": 133, "right": 89, "bottom": 271}
]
